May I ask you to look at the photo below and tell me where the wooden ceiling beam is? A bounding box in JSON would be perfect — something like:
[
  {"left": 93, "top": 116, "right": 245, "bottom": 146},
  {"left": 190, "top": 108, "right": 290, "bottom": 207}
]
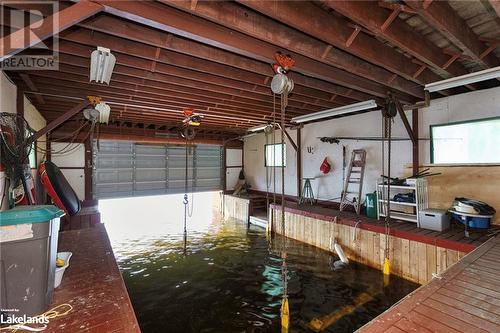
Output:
[
  {"left": 237, "top": 0, "right": 441, "bottom": 87},
  {"left": 23, "top": 86, "right": 299, "bottom": 124},
  {"left": 155, "top": 0, "right": 418, "bottom": 101},
  {"left": 56, "top": 34, "right": 347, "bottom": 108},
  {"left": 38, "top": 106, "right": 255, "bottom": 130},
  {"left": 92, "top": 0, "right": 414, "bottom": 102},
  {"left": 489, "top": 0, "right": 500, "bottom": 18},
  {"left": 323, "top": 0, "right": 470, "bottom": 78},
  {"left": 53, "top": 41, "right": 342, "bottom": 111},
  {"left": 405, "top": 0, "right": 500, "bottom": 68},
  {"left": 25, "top": 73, "right": 317, "bottom": 117},
  {"left": 22, "top": 67, "right": 323, "bottom": 114},
  {"left": 0, "top": 1, "right": 102, "bottom": 60},
  {"left": 76, "top": 14, "right": 373, "bottom": 103}
]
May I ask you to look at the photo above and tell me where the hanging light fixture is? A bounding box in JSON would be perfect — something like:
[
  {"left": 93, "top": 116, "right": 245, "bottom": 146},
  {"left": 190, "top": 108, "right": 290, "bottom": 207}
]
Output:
[
  {"left": 424, "top": 65, "right": 500, "bottom": 92},
  {"left": 90, "top": 46, "right": 116, "bottom": 84},
  {"left": 291, "top": 99, "right": 378, "bottom": 123}
]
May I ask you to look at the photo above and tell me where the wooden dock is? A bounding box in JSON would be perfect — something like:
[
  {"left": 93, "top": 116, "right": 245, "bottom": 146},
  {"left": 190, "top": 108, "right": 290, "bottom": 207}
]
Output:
[
  {"left": 45, "top": 224, "right": 140, "bottom": 332},
  {"left": 358, "top": 235, "right": 500, "bottom": 333}
]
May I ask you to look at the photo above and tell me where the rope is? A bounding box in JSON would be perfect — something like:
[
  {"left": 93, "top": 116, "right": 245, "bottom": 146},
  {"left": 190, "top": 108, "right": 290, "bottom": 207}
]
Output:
[
  {"left": 0, "top": 304, "right": 73, "bottom": 332},
  {"left": 279, "top": 88, "right": 290, "bottom": 331}
]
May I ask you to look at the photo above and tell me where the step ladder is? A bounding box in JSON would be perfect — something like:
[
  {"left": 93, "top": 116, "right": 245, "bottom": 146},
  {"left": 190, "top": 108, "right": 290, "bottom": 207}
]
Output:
[{"left": 340, "top": 149, "right": 367, "bottom": 215}]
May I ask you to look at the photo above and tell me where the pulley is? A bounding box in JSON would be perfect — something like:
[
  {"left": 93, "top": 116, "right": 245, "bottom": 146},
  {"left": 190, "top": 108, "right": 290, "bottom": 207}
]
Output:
[{"left": 271, "top": 73, "right": 294, "bottom": 95}]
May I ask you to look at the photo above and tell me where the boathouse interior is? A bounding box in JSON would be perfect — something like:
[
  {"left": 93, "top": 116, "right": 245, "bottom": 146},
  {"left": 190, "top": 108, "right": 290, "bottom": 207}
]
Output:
[{"left": 1, "top": 1, "right": 500, "bottom": 332}]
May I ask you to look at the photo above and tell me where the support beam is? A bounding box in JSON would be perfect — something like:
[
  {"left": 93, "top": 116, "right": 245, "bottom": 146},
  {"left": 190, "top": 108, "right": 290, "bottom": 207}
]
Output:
[
  {"left": 296, "top": 127, "right": 302, "bottom": 198},
  {"left": 16, "top": 85, "right": 24, "bottom": 117},
  {"left": 323, "top": 0, "right": 470, "bottom": 78},
  {"left": 412, "top": 108, "right": 419, "bottom": 175},
  {"left": 0, "top": 1, "right": 103, "bottom": 60},
  {"left": 405, "top": 0, "right": 500, "bottom": 68},
  {"left": 396, "top": 100, "right": 416, "bottom": 145},
  {"left": 84, "top": 137, "right": 92, "bottom": 201},
  {"left": 32, "top": 100, "right": 89, "bottom": 141},
  {"left": 283, "top": 129, "right": 298, "bottom": 152}
]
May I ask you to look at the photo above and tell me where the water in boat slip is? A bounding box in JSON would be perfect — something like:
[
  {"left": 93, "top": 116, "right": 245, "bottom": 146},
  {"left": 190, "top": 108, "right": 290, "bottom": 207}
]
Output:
[{"left": 102, "top": 195, "right": 418, "bottom": 333}]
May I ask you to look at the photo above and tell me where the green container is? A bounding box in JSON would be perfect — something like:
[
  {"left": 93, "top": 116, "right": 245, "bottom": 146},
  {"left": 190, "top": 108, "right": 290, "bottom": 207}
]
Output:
[{"left": 365, "top": 192, "right": 377, "bottom": 219}]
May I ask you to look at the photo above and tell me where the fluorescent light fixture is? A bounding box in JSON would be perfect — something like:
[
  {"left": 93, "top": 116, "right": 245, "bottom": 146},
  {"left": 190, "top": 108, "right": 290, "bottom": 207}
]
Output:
[
  {"left": 247, "top": 123, "right": 273, "bottom": 132},
  {"left": 291, "top": 99, "right": 378, "bottom": 123},
  {"left": 90, "top": 46, "right": 116, "bottom": 84},
  {"left": 425, "top": 66, "right": 500, "bottom": 92},
  {"left": 95, "top": 102, "right": 111, "bottom": 124}
]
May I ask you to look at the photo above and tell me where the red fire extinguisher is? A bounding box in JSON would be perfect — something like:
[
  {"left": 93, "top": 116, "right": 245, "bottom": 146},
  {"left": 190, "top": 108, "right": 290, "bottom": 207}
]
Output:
[{"left": 320, "top": 157, "right": 331, "bottom": 174}]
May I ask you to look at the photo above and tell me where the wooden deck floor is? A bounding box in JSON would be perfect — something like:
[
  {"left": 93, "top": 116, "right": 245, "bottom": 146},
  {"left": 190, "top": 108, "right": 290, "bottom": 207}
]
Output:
[
  {"left": 45, "top": 224, "right": 140, "bottom": 332},
  {"left": 358, "top": 235, "right": 500, "bottom": 333},
  {"left": 274, "top": 203, "right": 497, "bottom": 252}
]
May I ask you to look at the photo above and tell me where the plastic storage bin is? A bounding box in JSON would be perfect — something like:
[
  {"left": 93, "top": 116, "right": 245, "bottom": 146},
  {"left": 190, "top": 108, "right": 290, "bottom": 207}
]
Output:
[
  {"left": 0, "top": 205, "right": 64, "bottom": 316},
  {"left": 419, "top": 209, "right": 450, "bottom": 232}
]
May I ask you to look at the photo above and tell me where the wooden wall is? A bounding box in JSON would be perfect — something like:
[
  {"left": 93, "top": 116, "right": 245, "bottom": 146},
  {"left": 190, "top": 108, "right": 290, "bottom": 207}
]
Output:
[
  {"left": 271, "top": 208, "right": 466, "bottom": 284},
  {"left": 406, "top": 165, "right": 500, "bottom": 225},
  {"left": 223, "top": 195, "right": 250, "bottom": 223}
]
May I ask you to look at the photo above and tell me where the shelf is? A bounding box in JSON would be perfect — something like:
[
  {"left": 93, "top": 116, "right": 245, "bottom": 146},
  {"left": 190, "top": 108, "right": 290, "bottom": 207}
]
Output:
[
  {"left": 377, "top": 184, "right": 416, "bottom": 190},
  {"left": 379, "top": 211, "right": 418, "bottom": 223},
  {"left": 378, "top": 200, "right": 417, "bottom": 207}
]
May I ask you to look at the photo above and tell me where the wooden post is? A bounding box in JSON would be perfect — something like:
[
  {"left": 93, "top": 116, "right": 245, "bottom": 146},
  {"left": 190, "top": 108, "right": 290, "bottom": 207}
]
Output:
[
  {"left": 84, "top": 137, "right": 93, "bottom": 201},
  {"left": 296, "top": 127, "right": 302, "bottom": 198},
  {"left": 412, "top": 108, "right": 419, "bottom": 175},
  {"left": 16, "top": 86, "right": 24, "bottom": 116}
]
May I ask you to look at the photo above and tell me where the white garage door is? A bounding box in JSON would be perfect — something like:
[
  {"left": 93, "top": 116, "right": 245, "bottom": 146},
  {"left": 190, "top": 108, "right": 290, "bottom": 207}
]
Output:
[{"left": 93, "top": 140, "right": 223, "bottom": 199}]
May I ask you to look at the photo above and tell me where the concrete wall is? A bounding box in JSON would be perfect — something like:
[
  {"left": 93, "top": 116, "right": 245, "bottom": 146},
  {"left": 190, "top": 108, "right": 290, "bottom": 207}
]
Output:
[
  {"left": 244, "top": 129, "right": 298, "bottom": 196},
  {"left": 244, "top": 86, "right": 500, "bottom": 204}
]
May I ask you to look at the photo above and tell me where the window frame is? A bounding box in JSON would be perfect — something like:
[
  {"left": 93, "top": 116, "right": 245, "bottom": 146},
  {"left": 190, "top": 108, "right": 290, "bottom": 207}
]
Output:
[
  {"left": 264, "top": 143, "right": 286, "bottom": 168},
  {"left": 430, "top": 116, "right": 500, "bottom": 165}
]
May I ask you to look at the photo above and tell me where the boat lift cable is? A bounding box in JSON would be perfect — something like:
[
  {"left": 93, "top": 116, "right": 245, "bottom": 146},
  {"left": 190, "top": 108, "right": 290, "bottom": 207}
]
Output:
[
  {"left": 280, "top": 89, "right": 290, "bottom": 332},
  {"left": 383, "top": 104, "right": 395, "bottom": 278}
]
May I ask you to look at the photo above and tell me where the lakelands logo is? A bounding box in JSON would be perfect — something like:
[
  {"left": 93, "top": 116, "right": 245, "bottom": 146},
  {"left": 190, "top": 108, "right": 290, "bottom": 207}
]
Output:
[
  {"left": 0, "top": 309, "right": 49, "bottom": 331},
  {"left": 0, "top": 1, "right": 59, "bottom": 70}
]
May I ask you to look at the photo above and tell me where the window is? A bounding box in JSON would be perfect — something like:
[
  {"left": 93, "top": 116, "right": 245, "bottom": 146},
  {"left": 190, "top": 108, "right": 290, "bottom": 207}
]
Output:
[
  {"left": 431, "top": 117, "right": 500, "bottom": 164},
  {"left": 265, "top": 143, "right": 286, "bottom": 167}
]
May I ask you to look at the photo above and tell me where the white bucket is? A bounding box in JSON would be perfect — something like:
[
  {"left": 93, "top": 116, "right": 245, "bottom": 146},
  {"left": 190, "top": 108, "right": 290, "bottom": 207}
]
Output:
[{"left": 54, "top": 252, "right": 72, "bottom": 288}]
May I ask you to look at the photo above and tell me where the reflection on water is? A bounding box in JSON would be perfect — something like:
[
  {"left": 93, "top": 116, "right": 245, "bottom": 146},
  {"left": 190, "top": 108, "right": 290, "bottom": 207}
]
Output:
[{"left": 101, "top": 194, "right": 418, "bottom": 333}]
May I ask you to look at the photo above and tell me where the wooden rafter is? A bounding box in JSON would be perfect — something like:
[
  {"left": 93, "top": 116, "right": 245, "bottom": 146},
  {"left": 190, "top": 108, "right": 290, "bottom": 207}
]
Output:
[
  {"left": 405, "top": 0, "right": 500, "bottom": 69},
  {"left": 94, "top": 0, "right": 416, "bottom": 102},
  {"left": 489, "top": 0, "right": 500, "bottom": 17},
  {"left": 0, "top": 1, "right": 103, "bottom": 60},
  {"left": 236, "top": 0, "right": 433, "bottom": 93},
  {"left": 323, "top": 0, "right": 470, "bottom": 78}
]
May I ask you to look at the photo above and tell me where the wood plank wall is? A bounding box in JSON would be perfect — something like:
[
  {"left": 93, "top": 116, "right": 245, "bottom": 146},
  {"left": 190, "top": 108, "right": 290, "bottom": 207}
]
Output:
[
  {"left": 406, "top": 165, "right": 500, "bottom": 225},
  {"left": 223, "top": 195, "right": 250, "bottom": 223},
  {"left": 271, "top": 208, "right": 466, "bottom": 284}
]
